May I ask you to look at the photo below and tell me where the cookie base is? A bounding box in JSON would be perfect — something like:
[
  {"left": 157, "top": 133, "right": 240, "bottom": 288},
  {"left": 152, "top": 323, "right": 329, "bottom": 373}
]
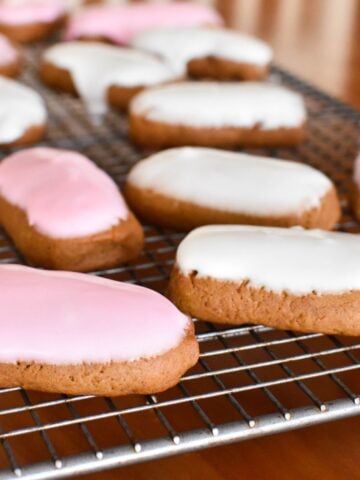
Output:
[
  {"left": 0, "top": 55, "right": 21, "bottom": 77},
  {"left": 0, "top": 195, "right": 144, "bottom": 272},
  {"left": 0, "top": 17, "right": 65, "bottom": 43},
  {"left": 0, "top": 326, "right": 199, "bottom": 396},
  {"left": 168, "top": 268, "right": 360, "bottom": 336},
  {"left": 187, "top": 56, "right": 270, "bottom": 81},
  {"left": 129, "top": 113, "right": 306, "bottom": 149},
  {"left": 124, "top": 183, "right": 340, "bottom": 231}
]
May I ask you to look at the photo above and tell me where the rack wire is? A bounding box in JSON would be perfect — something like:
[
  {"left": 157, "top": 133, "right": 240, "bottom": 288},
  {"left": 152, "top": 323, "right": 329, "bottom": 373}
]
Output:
[{"left": 0, "top": 43, "right": 359, "bottom": 479}]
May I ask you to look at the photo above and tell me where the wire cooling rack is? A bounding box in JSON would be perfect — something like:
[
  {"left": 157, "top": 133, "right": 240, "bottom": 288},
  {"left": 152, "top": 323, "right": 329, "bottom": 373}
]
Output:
[{"left": 0, "top": 43, "right": 359, "bottom": 479}]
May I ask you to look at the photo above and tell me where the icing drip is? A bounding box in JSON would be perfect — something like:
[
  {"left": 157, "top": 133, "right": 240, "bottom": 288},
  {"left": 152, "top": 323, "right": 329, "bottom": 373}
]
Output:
[{"left": 44, "top": 42, "right": 177, "bottom": 116}]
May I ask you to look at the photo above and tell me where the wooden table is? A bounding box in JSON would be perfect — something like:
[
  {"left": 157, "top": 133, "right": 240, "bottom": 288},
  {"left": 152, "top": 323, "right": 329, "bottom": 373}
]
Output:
[{"left": 85, "top": 1, "right": 360, "bottom": 478}]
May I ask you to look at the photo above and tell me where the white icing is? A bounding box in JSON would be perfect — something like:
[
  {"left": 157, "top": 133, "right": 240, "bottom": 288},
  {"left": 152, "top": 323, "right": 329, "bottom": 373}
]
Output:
[
  {"left": 44, "top": 42, "right": 177, "bottom": 116},
  {"left": 353, "top": 152, "right": 360, "bottom": 186},
  {"left": 0, "top": 76, "right": 47, "bottom": 144},
  {"left": 127, "top": 147, "right": 333, "bottom": 217},
  {"left": 131, "top": 82, "right": 306, "bottom": 129},
  {"left": 131, "top": 26, "right": 273, "bottom": 76},
  {"left": 176, "top": 225, "right": 360, "bottom": 295}
]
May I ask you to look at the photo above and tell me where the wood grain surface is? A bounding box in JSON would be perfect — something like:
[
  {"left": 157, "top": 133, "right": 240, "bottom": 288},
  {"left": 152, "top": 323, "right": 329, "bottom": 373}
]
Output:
[{"left": 57, "top": 1, "right": 360, "bottom": 478}]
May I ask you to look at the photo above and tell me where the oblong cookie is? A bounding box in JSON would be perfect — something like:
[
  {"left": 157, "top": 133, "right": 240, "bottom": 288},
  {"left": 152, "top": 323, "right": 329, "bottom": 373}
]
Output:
[
  {"left": 0, "top": 265, "right": 198, "bottom": 396},
  {"left": 0, "top": 33, "right": 21, "bottom": 77},
  {"left": 0, "top": 0, "right": 66, "bottom": 43},
  {"left": 0, "top": 76, "right": 46, "bottom": 146},
  {"left": 124, "top": 147, "right": 340, "bottom": 231},
  {"left": 168, "top": 225, "right": 360, "bottom": 336},
  {"left": 131, "top": 26, "right": 272, "bottom": 80},
  {"left": 65, "top": 2, "right": 222, "bottom": 45},
  {"left": 41, "top": 41, "right": 179, "bottom": 116},
  {"left": 0, "top": 147, "right": 144, "bottom": 271},
  {"left": 129, "top": 82, "right": 307, "bottom": 149}
]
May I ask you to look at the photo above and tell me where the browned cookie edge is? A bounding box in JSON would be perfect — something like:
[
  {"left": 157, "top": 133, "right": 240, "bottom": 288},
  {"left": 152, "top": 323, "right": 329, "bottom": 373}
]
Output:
[
  {"left": 0, "top": 325, "right": 199, "bottom": 396},
  {"left": 129, "top": 112, "right": 306, "bottom": 149},
  {"left": 168, "top": 267, "right": 360, "bottom": 336},
  {"left": 187, "top": 56, "right": 270, "bottom": 81},
  {"left": 124, "top": 182, "right": 340, "bottom": 231},
  {"left": 0, "top": 194, "right": 144, "bottom": 271}
]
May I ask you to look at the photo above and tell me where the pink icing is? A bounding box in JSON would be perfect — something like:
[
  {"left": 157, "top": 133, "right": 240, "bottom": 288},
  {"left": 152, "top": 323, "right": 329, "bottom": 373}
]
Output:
[
  {"left": 0, "top": 264, "right": 190, "bottom": 364},
  {"left": 0, "top": 33, "right": 18, "bottom": 65},
  {"left": 0, "top": 0, "right": 65, "bottom": 26},
  {"left": 0, "top": 147, "right": 128, "bottom": 238},
  {"left": 65, "top": 2, "right": 223, "bottom": 45}
]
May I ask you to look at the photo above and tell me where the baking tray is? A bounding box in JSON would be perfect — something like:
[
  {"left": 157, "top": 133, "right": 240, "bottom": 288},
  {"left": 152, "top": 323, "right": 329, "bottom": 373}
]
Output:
[{"left": 0, "top": 44, "right": 359, "bottom": 479}]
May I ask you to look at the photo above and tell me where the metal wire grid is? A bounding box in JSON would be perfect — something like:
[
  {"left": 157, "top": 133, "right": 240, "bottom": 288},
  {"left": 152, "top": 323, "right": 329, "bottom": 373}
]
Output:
[{"left": 0, "top": 45, "right": 359, "bottom": 479}]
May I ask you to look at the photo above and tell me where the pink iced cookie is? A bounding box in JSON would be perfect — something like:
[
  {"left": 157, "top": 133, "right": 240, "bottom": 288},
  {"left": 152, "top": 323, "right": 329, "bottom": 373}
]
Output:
[
  {"left": 0, "top": 147, "right": 128, "bottom": 238},
  {"left": 0, "top": 33, "right": 18, "bottom": 64},
  {"left": 0, "top": 32, "right": 20, "bottom": 76},
  {"left": 0, "top": 264, "right": 198, "bottom": 396},
  {"left": 0, "top": 147, "right": 144, "bottom": 272},
  {"left": 0, "top": 0, "right": 66, "bottom": 42},
  {"left": 0, "top": 0, "right": 65, "bottom": 25},
  {"left": 65, "top": 2, "right": 223, "bottom": 45}
]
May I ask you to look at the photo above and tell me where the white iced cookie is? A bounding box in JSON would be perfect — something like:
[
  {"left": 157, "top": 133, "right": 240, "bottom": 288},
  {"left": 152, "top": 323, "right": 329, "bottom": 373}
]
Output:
[
  {"left": 41, "top": 41, "right": 178, "bottom": 116},
  {"left": 0, "top": 76, "right": 47, "bottom": 146},
  {"left": 129, "top": 82, "right": 307, "bottom": 148},
  {"left": 168, "top": 225, "right": 360, "bottom": 335},
  {"left": 131, "top": 26, "right": 273, "bottom": 79},
  {"left": 124, "top": 147, "right": 340, "bottom": 230}
]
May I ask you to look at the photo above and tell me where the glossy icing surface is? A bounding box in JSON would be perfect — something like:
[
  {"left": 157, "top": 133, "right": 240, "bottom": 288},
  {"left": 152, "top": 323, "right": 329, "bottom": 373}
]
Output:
[
  {"left": 0, "top": 147, "right": 128, "bottom": 238},
  {"left": 65, "top": 3, "right": 222, "bottom": 45},
  {"left": 0, "top": 0, "right": 65, "bottom": 25},
  {"left": 131, "top": 82, "right": 306, "bottom": 129},
  {"left": 132, "top": 26, "right": 273, "bottom": 75},
  {"left": 0, "top": 265, "right": 190, "bottom": 364},
  {"left": 0, "top": 76, "right": 46, "bottom": 143},
  {"left": 44, "top": 41, "right": 177, "bottom": 116},
  {"left": 127, "top": 147, "right": 332, "bottom": 216},
  {"left": 0, "top": 32, "right": 18, "bottom": 65},
  {"left": 176, "top": 225, "right": 360, "bottom": 295}
]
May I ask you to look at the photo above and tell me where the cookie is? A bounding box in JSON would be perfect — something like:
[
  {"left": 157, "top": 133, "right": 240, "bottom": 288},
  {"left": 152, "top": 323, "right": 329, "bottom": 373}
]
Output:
[
  {"left": 124, "top": 147, "right": 340, "bottom": 231},
  {"left": 129, "top": 82, "right": 307, "bottom": 149},
  {"left": 168, "top": 225, "right": 360, "bottom": 336},
  {"left": 0, "top": 0, "right": 66, "bottom": 43},
  {"left": 0, "top": 76, "right": 46, "bottom": 146},
  {"left": 41, "top": 41, "right": 179, "bottom": 117},
  {"left": 0, "top": 147, "right": 144, "bottom": 271},
  {"left": 0, "top": 264, "right": 198, "bottom": 396},
  {"left": 131, "top": 26, "right": 272, "bottom": 80},
  {"left": 0, "top": 33, "right": 21, "bottom": 77},
  {"left": 65, "top": 2, "right": 222, "bottom": 45}
]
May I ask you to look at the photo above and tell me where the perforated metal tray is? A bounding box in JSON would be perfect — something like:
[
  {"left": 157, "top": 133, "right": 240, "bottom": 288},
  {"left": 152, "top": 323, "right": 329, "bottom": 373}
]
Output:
[{"left": 0, "top": 44, "right": 359, "bottom": 479}]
